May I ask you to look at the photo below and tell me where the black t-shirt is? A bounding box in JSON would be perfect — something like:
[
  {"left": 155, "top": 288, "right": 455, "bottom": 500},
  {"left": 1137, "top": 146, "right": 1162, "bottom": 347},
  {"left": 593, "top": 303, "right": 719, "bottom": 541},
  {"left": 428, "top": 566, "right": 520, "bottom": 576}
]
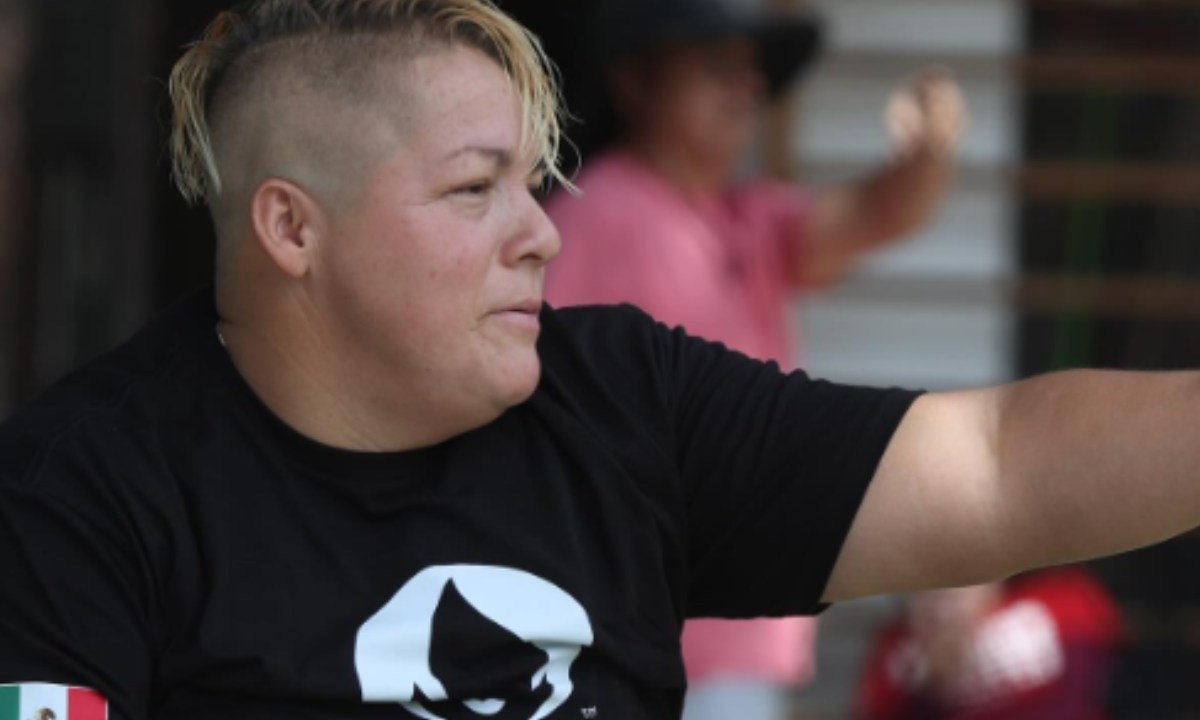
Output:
[{"left": 0, "top": 292, "right": 918, "bottom": 720}]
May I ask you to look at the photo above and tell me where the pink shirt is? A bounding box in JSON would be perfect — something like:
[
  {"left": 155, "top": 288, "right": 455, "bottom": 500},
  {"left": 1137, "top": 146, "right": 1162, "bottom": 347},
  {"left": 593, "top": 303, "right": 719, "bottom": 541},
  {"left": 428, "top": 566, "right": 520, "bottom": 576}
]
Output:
[{"left": 545, "top": 150, "right": 817, "bottom": 686}]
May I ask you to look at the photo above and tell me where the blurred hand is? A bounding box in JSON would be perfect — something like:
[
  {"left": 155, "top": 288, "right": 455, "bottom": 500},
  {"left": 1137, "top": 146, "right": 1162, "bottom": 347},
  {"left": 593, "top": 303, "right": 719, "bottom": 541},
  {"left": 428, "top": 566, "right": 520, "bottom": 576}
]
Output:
[
  {"left": 861, "top": 68, "right": 967, "bottom": 244},
  {"left": 886, "top": 68, "right": 968, "bottom": 159},
  {"left": 799, "top": 68, "right": 968, "bottom": 286}
]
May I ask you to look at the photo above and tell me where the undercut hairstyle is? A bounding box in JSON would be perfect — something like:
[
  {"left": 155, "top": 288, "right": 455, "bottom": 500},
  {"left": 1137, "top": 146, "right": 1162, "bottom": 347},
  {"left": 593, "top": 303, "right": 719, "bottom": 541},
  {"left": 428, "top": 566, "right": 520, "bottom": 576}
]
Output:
[{"left": 168, "top": 0, "right": 568, "bottom": 207}]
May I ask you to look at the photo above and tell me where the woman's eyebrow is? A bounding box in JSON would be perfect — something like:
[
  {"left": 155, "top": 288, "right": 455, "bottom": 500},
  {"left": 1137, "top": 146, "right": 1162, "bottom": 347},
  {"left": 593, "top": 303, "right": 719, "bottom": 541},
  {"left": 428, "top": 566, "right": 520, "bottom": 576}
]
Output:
[{"left": 441, "top": 145, "right": 513, "bottom": 169}]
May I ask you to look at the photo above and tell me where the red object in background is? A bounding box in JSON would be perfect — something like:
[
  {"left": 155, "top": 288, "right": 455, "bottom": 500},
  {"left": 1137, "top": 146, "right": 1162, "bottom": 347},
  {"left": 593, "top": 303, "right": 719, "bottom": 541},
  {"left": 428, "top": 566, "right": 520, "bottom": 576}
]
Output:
[{"left": 855, "top": 568, "right": 1123, "bottom": 720}]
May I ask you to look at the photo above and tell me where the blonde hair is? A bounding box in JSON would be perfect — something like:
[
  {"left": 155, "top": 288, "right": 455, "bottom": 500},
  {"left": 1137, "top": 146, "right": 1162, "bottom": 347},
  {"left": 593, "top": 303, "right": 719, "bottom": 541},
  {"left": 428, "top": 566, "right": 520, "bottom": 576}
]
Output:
[{"left": 168, "top": 0, "right": 569, "bottom": 206}]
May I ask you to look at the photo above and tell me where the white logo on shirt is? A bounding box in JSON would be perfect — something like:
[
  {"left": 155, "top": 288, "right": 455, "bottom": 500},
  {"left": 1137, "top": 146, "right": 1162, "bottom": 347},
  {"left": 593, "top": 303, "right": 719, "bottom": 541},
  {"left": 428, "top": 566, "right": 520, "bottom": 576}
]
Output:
[{"left": 355, "top": 565, "right": 594, "bottom": 720}]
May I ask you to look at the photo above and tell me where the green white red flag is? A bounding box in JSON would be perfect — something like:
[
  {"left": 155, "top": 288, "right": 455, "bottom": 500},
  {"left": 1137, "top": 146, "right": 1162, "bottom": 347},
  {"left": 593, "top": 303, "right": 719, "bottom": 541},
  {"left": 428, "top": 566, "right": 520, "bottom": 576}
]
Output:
[{"left": 0, "top": 684, "right": 107, "bottom": 720}]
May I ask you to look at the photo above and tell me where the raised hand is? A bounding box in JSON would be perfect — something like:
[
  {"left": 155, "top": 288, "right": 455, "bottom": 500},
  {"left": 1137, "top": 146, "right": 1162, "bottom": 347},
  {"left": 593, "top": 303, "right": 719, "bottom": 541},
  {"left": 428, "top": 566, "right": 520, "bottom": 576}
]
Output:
[{"left": 886, "top": 67, "right": 968, "bottom": 160}]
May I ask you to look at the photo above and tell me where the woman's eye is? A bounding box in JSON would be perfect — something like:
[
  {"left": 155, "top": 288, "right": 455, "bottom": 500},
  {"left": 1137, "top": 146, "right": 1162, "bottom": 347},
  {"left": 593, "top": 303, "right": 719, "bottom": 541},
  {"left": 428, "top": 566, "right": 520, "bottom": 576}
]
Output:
[{"left": 455, "top": 180, "right": 493, "bottom": 196}]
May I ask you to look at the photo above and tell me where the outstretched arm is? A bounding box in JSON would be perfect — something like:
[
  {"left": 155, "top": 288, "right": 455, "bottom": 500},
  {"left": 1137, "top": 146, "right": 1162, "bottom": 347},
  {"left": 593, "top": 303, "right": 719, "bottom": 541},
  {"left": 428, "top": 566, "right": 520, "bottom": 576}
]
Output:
[
  {"left": 824, "top": 370, "right": 1200, "bottom": 601},
  {"left": 797, "top": 69, "right": 965, "bottom": 286}
]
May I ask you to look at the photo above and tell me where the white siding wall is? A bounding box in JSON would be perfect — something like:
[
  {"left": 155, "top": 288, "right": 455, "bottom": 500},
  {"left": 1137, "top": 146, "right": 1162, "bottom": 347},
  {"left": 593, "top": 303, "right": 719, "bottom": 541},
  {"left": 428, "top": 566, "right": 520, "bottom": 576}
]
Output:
[{"left": 791, "top": 0, "right": 1020, "bottom": 391}]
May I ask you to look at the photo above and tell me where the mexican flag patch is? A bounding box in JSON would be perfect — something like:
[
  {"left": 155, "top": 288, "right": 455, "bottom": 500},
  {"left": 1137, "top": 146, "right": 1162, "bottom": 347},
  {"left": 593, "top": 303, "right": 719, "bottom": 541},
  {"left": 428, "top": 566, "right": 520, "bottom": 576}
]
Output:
[{"left": 0, "top": 684, "right": 107, "bottom": 720}]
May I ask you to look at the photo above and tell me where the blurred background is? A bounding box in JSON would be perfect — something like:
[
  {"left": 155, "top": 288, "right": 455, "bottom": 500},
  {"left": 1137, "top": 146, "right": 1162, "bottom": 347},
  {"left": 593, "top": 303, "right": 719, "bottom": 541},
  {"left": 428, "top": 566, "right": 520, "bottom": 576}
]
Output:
[{"left": 2, "top": 0, "right": 1200, "bottom": 717}]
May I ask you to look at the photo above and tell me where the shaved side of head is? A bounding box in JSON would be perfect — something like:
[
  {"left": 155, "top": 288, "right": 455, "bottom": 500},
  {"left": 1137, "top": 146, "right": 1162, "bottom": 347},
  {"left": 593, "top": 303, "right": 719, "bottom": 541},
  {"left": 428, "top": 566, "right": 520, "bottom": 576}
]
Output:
[{"left": 205, "top": 37, "right": 422, "bottom": 238}]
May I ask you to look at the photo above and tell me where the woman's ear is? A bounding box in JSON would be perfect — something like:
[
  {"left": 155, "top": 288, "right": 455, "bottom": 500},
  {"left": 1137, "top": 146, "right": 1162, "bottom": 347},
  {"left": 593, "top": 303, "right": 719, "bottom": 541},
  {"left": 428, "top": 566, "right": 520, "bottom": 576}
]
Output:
[{"left": 249, "top": 178, "right": 326, "bottom": 279}]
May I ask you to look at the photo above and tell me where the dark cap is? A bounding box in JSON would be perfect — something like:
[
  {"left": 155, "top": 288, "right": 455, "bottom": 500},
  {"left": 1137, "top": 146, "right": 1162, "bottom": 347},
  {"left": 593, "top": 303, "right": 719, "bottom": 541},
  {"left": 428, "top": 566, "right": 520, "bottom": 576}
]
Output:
[{"left": 590, "top": 0, "right": 824, "bottom": 96}]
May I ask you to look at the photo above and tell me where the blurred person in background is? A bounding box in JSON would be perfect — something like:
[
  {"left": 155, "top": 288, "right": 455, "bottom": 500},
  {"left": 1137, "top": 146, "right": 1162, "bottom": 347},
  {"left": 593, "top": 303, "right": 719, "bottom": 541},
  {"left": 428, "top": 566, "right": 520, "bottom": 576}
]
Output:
[
  {"left": 855, "top": 568, "right": 1122, "bottom": 720},
  {"left": 544, "top": 0, "right": 965, "bottom": 718}
]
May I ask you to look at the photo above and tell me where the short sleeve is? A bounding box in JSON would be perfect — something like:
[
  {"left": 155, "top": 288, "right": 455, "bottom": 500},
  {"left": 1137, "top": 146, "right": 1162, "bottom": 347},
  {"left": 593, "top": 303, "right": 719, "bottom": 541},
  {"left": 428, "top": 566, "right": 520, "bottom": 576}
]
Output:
[
  {"left": 661, "top": 324, "right": 920, "bottom": 618},
  {"left": 0, "top": 423, "right": 169, "bottom": 720}
]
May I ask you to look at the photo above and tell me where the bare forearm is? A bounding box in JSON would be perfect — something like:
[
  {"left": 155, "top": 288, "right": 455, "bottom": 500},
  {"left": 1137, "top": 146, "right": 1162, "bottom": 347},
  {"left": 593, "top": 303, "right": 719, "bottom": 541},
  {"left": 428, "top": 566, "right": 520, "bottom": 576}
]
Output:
[
  {"left": 802, "top": 153, "right": 953, "bottom": 286},
  {"left": 808, "top": 171, "right": 912, "bottom": 265},
  {"left": 992, "top": 369, "right": 1200, "bottom": 569}
]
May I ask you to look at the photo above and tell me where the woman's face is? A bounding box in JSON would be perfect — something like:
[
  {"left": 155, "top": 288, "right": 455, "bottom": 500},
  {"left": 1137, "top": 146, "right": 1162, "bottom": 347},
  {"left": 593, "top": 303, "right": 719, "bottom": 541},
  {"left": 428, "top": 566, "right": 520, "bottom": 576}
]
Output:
[{"left": 311, "top": 44, "right": 561, "bottom": 433}]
